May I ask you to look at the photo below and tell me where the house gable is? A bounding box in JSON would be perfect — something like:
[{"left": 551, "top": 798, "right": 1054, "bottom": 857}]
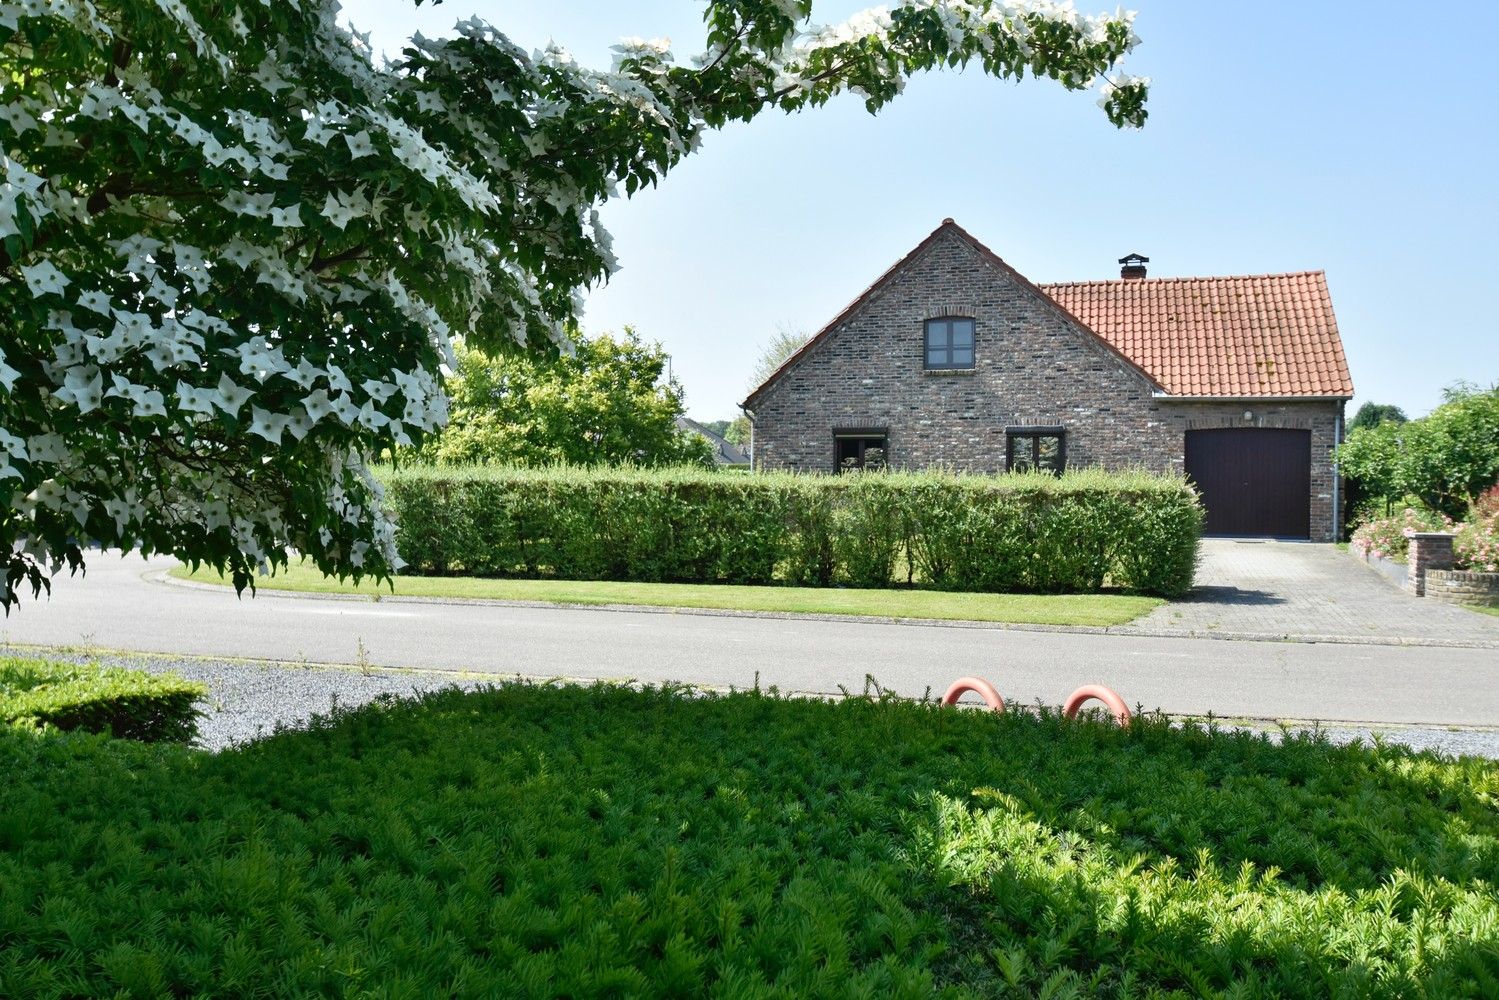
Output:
[{"left": 741, "top": 219, "right": 1161, "bottom": 411}]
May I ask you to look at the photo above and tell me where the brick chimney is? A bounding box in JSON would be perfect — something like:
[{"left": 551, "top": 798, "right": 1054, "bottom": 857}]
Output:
[{"left": 1118, "top": 252, "right": 1149, "bottom": 280}]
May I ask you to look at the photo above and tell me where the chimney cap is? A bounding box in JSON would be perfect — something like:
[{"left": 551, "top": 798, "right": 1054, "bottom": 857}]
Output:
[{"left": 1118, "top": 251, "right": 1149, "bottom": 280}]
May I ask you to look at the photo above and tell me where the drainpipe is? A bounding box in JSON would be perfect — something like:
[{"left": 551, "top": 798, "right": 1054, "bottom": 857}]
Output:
[
  {"left": 743, "top": 407, "right": 756, "bottom": 469},
  {"left": 1331, "top": 404, "right": 1344, "bottom": 542}
]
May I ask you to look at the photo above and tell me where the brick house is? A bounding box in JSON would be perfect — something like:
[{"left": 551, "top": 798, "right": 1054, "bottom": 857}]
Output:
[{"left": 741, "top": 219, "right": 1355, "bottom": 541}]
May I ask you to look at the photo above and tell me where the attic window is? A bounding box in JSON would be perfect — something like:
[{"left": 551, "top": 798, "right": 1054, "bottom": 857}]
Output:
[{"left": 924, "top": 317, "right": 975, "bottom": 370}]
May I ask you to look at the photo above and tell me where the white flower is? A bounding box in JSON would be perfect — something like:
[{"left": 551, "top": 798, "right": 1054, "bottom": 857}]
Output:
[
  {"left": 361, "top": 379, "right": 397, "bottom": 403},
  {"left": 21, "top": 260, "right": 69, "bottom": 297},
  {"left": 320, "top": 192, "right": 358, "bottom": 230},
  {"left": 302, "top": 388, "right": 334, "bottom": 421},
  {"left": 212, "top": 373, "right": 255, "bottom": 415},
  {"left": 269, "top": 204, "right": 304, "bottom": 228},
  {"left": 132, "top": 389, "right": 167, "bottom": 418},
  {"left": 248, "top": 407, "right": 289, "bottom": 444},
  {"left": 55, "top": 366, "right": 104, "bottom": 414},
  {"left": 286, "top": 357, "right": 322, "bottom": 389},
  {"left": 284, "top": 410, "right": 314, "bottom": 440},
  {"left": 356, "top": 399, "right": 390, "bottom": 430},
  {"left": 76, "top": 289, "right": 113, "bottom": 316},
  {"left": 0, "top": 428, "right": 25, "bottom": 460},
  {"left": 0, "top": 351, "right": 19, "bottom": 391},
  {"left": 0, "top": 102, "right": 39, "bottom": 134},
  {"left": 219, "top": 239, "right": 259, "bottom": 269},
  {"left": 176, "top": 381, "right": 218, "bottom": 415},
  {"left": 343, "top": 130, "right": 375, "bottom": 159}
]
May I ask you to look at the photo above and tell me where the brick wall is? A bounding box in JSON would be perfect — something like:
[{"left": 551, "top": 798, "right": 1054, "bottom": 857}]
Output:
[
  {"left": 1424, "top": 570, "right": 1499, "bottom": 608},
  {"left": 747, "top": 228, "right": 1343, "bottom": 540}
]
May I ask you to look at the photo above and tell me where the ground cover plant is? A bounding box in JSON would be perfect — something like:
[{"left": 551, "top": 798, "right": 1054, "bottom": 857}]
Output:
[
  {"left": 172, "top": 561, "right": 1163, "bottom": 626},
  {"left": 0, "top": 655, "right": 203, "bottom": 742},
  {"left": 1, "top": 683, "right": 1497, "bottom": 997},
  {"left": 381, "top": 464, "right": 1202, "bottom": 596}
]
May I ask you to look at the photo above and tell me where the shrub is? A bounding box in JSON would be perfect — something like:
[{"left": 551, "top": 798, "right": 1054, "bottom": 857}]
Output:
[
  {"left": 1339, "top": 384, "right": 1499, "bottom": 520},
  {"left": 1349, "top": 507, "right": 1453, "bottom": 562},
  {"left": 1456, "top": 486, "right": 1499, "bottom": 572},
  {"left": 0, "top": 657, "right": 205, "bottom": 743},
  {"left": 0, "top": 682, "right": 1496, "bottom": 997},
  {"left": 379, "top": 465, "right": 1203, "bottom": 596}
]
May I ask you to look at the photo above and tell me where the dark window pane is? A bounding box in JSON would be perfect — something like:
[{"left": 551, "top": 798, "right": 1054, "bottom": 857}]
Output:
[
  {"left": 1038, "top": 435, "right": 1062, "bottom": 471},
  {"left": 951, "top": 320, "right": 974, "bottom": 347},
  {"left": 952, "top": 347, "right": 973, "bottom": 367},
  {"left": 927, "top": 347, "right": 949, "bottom": 366}
]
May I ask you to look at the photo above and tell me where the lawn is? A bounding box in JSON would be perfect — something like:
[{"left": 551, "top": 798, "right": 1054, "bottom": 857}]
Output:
[
  {"left": 3, "top": 680, "right": 1497, "bottom": 997},
  {"left": 171, "top": 562, "right": 1163, "bottom": 627}
]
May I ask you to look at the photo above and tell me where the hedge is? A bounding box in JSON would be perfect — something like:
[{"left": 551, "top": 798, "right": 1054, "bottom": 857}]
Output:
[
  {"left": 380, "top": 465, "right": 1202, "bottom": 596},
  {"left": 0, "top": 656, "right": 206, "bottom": 743},
  {"left": 2, "top": 682, "right": 1496, "bottom": 997}
]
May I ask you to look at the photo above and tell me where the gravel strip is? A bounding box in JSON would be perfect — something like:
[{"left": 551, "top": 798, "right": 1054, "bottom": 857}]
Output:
[
  {"left": 9, "top": 646, "right": 1499, "bottom": 759},
  {"left": 5, "top": 647, "right": 491, "bottom": 751}
]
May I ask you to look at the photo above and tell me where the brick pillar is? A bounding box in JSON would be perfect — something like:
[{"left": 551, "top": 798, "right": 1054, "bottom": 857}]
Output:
[{"left": 1406, "top": 532, "right": 1455, "bottom": 597}]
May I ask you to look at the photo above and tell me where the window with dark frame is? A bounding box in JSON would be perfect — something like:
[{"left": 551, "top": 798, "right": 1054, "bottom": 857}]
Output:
[
  {"left": 834, "top": 432, "right": 888, "bottom": 473},
  {"left": 1006, "top": 429, "right": 1066, "bottom": 474},
  {"left": 924, "top": 317, "right": 975, "bottom": 370}
]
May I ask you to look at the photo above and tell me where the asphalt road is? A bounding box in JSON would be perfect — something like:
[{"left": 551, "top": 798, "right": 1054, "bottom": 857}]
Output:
[{"left": 4, "top": 552, "right": 1496, "bottom": 727}]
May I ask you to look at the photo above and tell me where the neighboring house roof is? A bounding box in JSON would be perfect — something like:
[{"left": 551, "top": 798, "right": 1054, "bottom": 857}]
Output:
[
  {"left": 676, "top": 416, "right": 750, "bottom": 465},
  {"left": 1041, "top": 272, "right": 1353, "bottom": 398},
  {"left": 741, "top": 219, "right": 1354, "bottom": 408}
]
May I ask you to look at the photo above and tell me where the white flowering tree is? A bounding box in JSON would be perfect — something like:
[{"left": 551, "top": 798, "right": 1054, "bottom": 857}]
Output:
[{"left": 0, "top": 0, "right": 1147, "bottom": 607}]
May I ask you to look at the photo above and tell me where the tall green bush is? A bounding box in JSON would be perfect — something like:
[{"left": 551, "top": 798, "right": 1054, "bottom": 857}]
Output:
[{"left": 380, "top": 465, "right": 1202, "bottom": 596}]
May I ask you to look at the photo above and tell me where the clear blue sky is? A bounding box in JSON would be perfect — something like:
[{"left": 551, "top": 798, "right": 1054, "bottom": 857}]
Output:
[{"left": 345, "top": 1, "right": 1498, "bottom": 423}]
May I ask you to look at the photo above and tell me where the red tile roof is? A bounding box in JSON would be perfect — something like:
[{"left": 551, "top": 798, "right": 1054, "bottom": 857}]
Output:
[
  {"left": 741, "top": 220, "right": 1354, "bottom": 409},
  {"left": 1041, "top": 272, "right": 1353, "bottom": 398}
]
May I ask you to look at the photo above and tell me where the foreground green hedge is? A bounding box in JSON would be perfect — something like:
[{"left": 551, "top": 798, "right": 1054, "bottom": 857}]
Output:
[
  {"left": 0, "top": 657, "right": 205, "bottom": 743},
  {"left": 381, "top": 465, "right": 1202, "bottom": 596},
  {"left": 1, "top": 683, "right": 1495, "bottom": 997}
]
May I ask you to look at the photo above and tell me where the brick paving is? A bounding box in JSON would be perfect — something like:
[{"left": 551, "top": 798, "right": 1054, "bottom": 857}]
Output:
[{"left": 1120, "top": 539, "right": 1499, "bottom": 647}]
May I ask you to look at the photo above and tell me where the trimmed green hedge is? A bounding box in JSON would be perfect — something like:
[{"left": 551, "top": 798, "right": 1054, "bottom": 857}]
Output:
[
  {"left": 0, "top": 657, "right": 205, "bottom": 743},
  {"left": 1, "top": 682, "right": 1496, "bottom": 997},
  {"left": 381, "top": 465, "right": 1202, "bottom": 596}
]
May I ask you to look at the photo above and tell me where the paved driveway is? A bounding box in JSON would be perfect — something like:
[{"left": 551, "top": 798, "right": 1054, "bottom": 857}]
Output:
[{"left": 1122, "top": 539, "right": 1499, "bottom": 646}]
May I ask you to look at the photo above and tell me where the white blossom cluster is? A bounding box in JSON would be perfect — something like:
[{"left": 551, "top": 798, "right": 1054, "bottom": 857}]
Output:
[{"left": 0, "top": 0, "right": 1145, "bottom": 604}]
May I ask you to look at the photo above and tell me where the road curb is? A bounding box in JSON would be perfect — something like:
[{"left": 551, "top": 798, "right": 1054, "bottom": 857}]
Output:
[{"left": 152, "top": 570, "right": 1499, "bottom": 650}]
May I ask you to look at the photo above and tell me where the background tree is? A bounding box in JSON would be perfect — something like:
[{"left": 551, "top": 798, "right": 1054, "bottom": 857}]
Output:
[
  {"left": 1339, "top": 384, "right": 1499, "bottom": 521},
  {"left": 748, "top": 324, "right": 812, "bottom": 392},
  {"left": 723, "top": 415, "right": 751, "bottom": 447},
  {"left": 0, "top": 1, "right": 1148, "bottom": 605},
  {"left": 1349, "top": 402, "right": 1408, "bottom": 431},
  {"left": 420, "top": 332, "right": 714, "bottom": 467}
]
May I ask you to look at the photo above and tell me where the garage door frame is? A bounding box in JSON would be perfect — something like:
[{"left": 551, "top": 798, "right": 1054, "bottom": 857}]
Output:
[{"left": 1185, "top": 428, "right": 1312, "bottom": 539}]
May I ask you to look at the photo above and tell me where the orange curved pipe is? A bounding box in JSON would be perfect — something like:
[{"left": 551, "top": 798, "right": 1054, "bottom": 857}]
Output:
[
  {"left": 1063, "top": 685, "right": 1131, "bottom": 725},
  {"left": 940, "top": 676, "right": 1005, "bottom": 713}
]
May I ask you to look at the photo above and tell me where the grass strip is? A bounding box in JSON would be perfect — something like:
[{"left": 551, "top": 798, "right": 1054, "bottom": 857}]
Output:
[{"left": 170, "top": 562, "right": 1162, "bottom": 626}]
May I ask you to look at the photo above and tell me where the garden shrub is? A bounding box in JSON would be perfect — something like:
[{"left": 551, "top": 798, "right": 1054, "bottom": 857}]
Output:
[
  {"left": 1456, "top": 486, "right": 1499, "bottom": 572},
  {"left": 0, "top": 657, "right": 205, "bottom": 743},
  {"left": 380, "top": 465, "right": 1202, "bottom": 596},
  {"left": 1349, "top": 507, "right": 1453, "bottom": 563},
  {"left": 1, "top": 682, "right": 1496, "bottom": 997}
]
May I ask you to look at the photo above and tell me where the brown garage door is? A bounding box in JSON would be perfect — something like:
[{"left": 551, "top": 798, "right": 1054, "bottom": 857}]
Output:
[{"left": 1185, "top": 428, "right": 1311, "bottom": 538}]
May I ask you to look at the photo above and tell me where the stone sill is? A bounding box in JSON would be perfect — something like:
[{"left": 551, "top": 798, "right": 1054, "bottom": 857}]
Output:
[{"left": 924, "top": 368, "right": 976, "bottom": 377}]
